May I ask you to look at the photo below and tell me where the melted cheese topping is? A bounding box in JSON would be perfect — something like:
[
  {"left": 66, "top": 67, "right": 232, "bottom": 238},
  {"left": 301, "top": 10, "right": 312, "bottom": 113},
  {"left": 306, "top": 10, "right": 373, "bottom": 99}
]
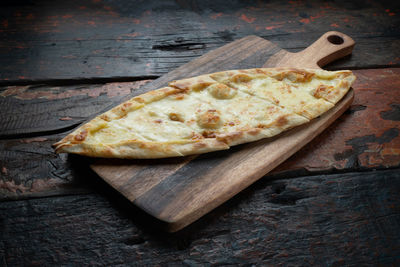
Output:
[
  {"left": 211, "top": 74, "right": 334, "bottom": 119},
  {"left": 77, "top": 68, "right": 353, "bottom": 148},
  {"left": 193, "top": 88, "right": 307, "bottom": 131}
]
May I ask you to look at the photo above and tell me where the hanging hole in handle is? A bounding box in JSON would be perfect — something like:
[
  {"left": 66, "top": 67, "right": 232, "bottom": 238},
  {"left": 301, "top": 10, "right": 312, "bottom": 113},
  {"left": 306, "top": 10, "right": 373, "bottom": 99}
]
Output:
[{"left": 327, "top": 35, "right": 344, "bottom": 45}]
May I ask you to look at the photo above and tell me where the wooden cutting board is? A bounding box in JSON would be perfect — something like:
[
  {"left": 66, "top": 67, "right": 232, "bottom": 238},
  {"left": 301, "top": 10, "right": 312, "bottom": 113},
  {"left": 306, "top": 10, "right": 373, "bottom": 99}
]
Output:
[{"left": 91, "top": 31, "right": 355, "bottom": 232}]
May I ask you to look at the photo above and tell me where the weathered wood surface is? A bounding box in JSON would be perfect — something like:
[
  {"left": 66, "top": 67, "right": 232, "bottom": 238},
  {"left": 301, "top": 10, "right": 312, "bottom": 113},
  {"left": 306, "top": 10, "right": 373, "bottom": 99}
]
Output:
[
  {"left": 1, "top": 169, "right": 399, "bottom": 265},
  {"left": 0, "top": 0, "right": 399, "bottom": 83},
  {"left": 1, "top": 68, "right": 399, "bottom": 201},
  {"left": 1, "top": 0, "right": 400, "bottom": 263},
  {"left": 0, "top": 80, "right": 150, "bottom": 138}
]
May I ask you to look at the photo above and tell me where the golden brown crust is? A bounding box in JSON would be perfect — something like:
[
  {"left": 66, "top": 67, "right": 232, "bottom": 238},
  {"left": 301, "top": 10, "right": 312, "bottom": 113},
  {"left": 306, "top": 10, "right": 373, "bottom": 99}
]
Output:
[
  {"left": 55, "top": 138, "right": 229, "bottom": 159},
  {"left": 267, "top": 69, "right": 315, "bottom": 82},
  {"left": 54, "top": 68, "right": 355, "bottom": 159},
  {"left": 169, "top": 74, "right": 216, "bottom": 92}
]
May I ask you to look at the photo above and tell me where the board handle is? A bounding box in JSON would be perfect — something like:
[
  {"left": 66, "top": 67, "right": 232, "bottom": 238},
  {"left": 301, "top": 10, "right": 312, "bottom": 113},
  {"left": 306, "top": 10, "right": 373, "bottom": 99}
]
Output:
[{"left": 267, "top": 31, "right": 355, "bottom": 69}]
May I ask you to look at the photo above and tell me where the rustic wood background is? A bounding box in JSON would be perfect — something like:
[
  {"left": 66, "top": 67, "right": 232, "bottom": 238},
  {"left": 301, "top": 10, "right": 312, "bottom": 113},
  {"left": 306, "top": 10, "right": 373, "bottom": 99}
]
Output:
[{"left": 1, "top": 0, "right": 399, "bottom": 265}]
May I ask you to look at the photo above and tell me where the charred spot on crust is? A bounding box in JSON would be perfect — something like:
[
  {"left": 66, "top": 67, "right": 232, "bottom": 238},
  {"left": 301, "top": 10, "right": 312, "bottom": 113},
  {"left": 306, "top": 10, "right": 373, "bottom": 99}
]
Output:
[
  {"left": 314, "top": 84, "right": 334, "bottom": 98},
  {"left": 173, "top": 93, "right": 186, "bottom": 100},
  {"left": 121, "top": 102, "right": 133, "bottom": 112},
  {"left": 313, "top": 85, "right": 326, "bottom": 98},
  {"left": 279, "top": 85, "right": 292, "bottom": 94},
  {"left": 208, "top": 83, "right": 237, "bottom": 99},
  {"left": 255, "top": 68, "right": 267, "bottom": 74},
  {"left": 193, "top": 82, "right": 212, "bottom": 91},
  {"left": 210, "top": 72, "right": 234, "bottom": 82},
  {"left": 266, "top": 106, "right": 279, "bottom": 114},
  {"left": 295, "top": 70, "right": 314, "bottom": 82},
  {"left": 111, "top": 106, "right": 127, "bottom": 119},
  {"left": 194, "top": 142, "right": 207, "bottom": 149},
  {"left": 273, "top": 70, "right": 314, "bottom": 82},
  {"left": 248, "top": 128, "right": 261, "bottom": 135},
  {"left": 169, "top": 80, "right": 190, "bottom": 90},
  {"left": 138, "top": 142, "right": 147, "bottom": 148},
  {"left": 103, "top": 147, "right": 114, "bottom": 157},
  {"left": 191, "top": 132, "right": 204, "bottom": 140},
  {"left": 232, "top": 73, "right": 252, "bottom": 83},
  {"left": 341, "top": 72, "right": 353, "bottom": 78},
  {"left": 339, "top": 80, "right": 349, "bottom": 88},
  {"left": 100, "top": 114, "right": 111, "bottom": 122},
  {"left": 134, "top": 97, "right": 145, "bottom": 103},
  {"left": 276, "top": 115, "right": 289, "bottom": 127},
  {"left": 169, "top": 113, "right": 184, "bottom": 122},
  {"left": 202, "top": 131, "right": 216, "bottom": 138},
  {"left": 197, "top": 109, "right": 222, "bottom": 129},
  {"left": 171, "top": 79, "right": 211, "bottom": 91},
  {"left": 272, "top": 97, "right": 280, "bottom": 105},
  {"left": 74, "top": 130, "right": 88, "bottom": 141},
  {"left": 154, "top": 119, "right": 162, "bottom": 123},
  {"left": 216, "top": 131, "right": 244, "bottom": 144}
]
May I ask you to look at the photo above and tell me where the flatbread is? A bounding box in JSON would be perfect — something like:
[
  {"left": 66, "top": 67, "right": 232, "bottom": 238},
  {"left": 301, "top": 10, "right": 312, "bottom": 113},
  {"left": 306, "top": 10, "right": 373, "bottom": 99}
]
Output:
[{"left": 53, "top": 68, "right": 355, "bottom": 159}]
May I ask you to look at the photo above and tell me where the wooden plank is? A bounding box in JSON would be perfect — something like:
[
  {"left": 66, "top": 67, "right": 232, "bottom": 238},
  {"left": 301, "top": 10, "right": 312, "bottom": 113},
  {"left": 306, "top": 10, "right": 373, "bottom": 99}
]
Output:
[
  {"left": 0, "top": 80, "right": 150, "bottom": 138},
  {"left": 0, "top": 134, "right": 96, "bottom": 200},
  {"left": 0, "top": 0, "right": 399, "bottom": 82},
  {"left": 1, "top": 69, "right": 399, "bottom": 201},
  {"left": 1, "top": 169, "right": 399, "bottom": 265}
]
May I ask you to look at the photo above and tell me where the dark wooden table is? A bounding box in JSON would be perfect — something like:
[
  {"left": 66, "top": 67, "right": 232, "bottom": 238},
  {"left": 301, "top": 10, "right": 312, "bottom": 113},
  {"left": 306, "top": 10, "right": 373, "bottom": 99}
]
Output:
[{"left": 1, "top": 0, "right": 400, "bottom": 265}]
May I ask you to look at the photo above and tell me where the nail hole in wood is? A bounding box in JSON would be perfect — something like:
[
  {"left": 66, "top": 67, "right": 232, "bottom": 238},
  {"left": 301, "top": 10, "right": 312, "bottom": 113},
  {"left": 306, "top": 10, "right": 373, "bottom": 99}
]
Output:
[{"left": 327, "top": 35, "right": 344, "bottom": 45}]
